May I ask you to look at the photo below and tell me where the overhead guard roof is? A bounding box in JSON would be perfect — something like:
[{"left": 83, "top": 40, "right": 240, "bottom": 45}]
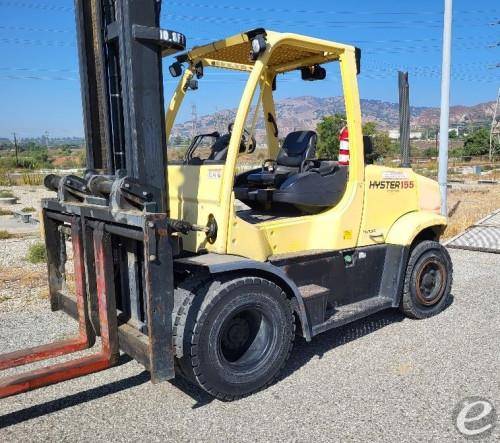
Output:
[{"left": 173, "top": 30, "right": 350, "bottom": 73}]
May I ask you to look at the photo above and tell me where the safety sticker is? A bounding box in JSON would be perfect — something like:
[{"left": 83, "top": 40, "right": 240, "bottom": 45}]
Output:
[
  {"left": 381, "top": 171, "right": 409, "bottom": 180},
  {"left": 208, "top": 169, "right": 222, "bottom": 180}
]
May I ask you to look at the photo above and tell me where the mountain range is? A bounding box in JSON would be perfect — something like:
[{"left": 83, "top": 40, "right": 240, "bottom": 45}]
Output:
[{"left": 172, "top": 96, "right": 495, "bottom": 140}]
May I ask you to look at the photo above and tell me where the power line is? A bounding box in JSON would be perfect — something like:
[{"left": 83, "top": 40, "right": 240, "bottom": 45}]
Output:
[
  {"left": 165, "top": 1, "right": 499, "bottom": 17},
  {"left": 1, "top": 24, "right": 496, "bottom": 48},
  {"left": 0, "top": 74, "right": 78, "bottom": 81},
  {"left": 0, "top": 66, "right": 77, "bottom": 73},
  {"left": 1, "top": 34, "right": 495, "bottom": 56},
  {"left": 0, "top": 24, "right": 73, "bottom": 34},
  {"left": 0, "top": 1, "right": 494, "bottom": 28},
  {"left": 1, "top": 70, "right": 496, "bottom": 84},
  {"left": 163, "top": 12, "right": 491, "bottom": 29},
  {"left": 3, "top": 0, "right": 496, "bottom": 18},
  {"left": 0, "top": 1, "right": 72, "bottom": 13},
  {"left": 0, "top": 37, "right": 74, "bottom": 47}
]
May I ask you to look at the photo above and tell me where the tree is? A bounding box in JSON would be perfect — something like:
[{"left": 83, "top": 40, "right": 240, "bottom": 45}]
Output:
[
  {"left": 316, "top": 114, "right": 345, "bottom": 159},
  {"left": 362, "top": 121, "right": 377, "bottom": 137},
  {"left": 463, "top": 128, "right": 489, "bottom": 156},
  {"left": 372, "top": 132, "right": 397, "bottom": 158},
  {"left": 362, "top": 122, "right": 397, "bottom": 160},
  {"left": 424, "top": 146, "right": 439, "bottom": 158}
]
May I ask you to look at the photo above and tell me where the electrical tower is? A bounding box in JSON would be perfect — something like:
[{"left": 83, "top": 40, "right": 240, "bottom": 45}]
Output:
[
  {"left": 191, "top": 104, "right": 198, "bottom": 139},
  {"left": 214, "top": 106, "right": 224, "bottom": 133},
  {"left": 490, "top": 88, "right": 500, "bottom": 161}
]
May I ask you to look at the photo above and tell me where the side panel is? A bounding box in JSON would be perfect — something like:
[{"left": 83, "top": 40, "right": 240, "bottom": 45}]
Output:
[
  {"left": 272, "top": 244, "right": 408, "bottom": 336},
  {"left": 358, "top": 165, "right": 419, "bottom": 246},
  {"left": 271, "top": 245, "right": 400, "bottom": 308},
  {"left": 228, "top": 177, "right": 365, "bottom": 261},
  {"left": 167, "top": 164, "right": 226, "bottom": 253},
  {"left": 385, "top": 211, "right": 447, "bottom": 246}
]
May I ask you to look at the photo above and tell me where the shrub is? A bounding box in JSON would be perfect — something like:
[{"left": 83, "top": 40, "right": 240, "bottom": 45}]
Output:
[
  {"left": 424, "top": 147, "right": 439, "bottom": 158},
  {"left": 0, "top": 230, "right": 12, "bottom": 239},
  {"left": 463, "top": 128, "right": 490, "bottom": 156},
  {"left": 0, "top": 208, "right": 12, "bottom": 216},
  {"left": 0, "top": 189, "right": 15, "bottom": 198},
  {"left": 0, "top": 169, "right": 14, "bottom": 186},
  {"left": 21, "top": 206, "right": 36, "bottom": 213},
  {"left": 26, "top": 242, "right": 47, "bottom": 263}
]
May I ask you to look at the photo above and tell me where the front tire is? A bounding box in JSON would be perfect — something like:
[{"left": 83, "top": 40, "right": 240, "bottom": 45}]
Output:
[
  {"left": 400, "top": 240, "right": 453, "bottom": 319},
  {"left": 174, "top": 276, "right": 295, "bottom": 400}
]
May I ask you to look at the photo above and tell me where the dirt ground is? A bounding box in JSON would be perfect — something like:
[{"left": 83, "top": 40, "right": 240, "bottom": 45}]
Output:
[{"left": 445, "top": 184, "right": 500, "bottom": 238}]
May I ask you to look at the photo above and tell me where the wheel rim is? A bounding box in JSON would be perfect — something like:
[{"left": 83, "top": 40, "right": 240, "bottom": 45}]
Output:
[
  {"left": 415, "top": 258, "right": 446, "bottom": 306},
  {"left": 218, "top": 307, "right": 274, "bottom": 371}
]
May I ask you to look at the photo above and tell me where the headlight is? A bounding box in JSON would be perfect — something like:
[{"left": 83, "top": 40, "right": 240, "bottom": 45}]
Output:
[
  {"left": 250, "top": 35, "right": 267, "bottom": 61},
  {"left": 169, "top": 62, "right": 183, "bottom": 78}
]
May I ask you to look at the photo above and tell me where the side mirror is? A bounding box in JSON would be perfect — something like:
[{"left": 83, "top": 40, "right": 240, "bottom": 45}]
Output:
[
  {"left": 188, "top": 78, "right": 198, "bottom": 90},
  {"left": 301, "top": 65, "right": 326, "bottom": 81},
  {"left": 194, "top": 61, "right": 204, "bottom": 79}
]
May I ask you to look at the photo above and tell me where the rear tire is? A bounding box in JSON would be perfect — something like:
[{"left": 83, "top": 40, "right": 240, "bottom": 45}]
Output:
[
  {"left": 400, "top": 240, "right": 453, "bottom": 319},
  {"left": 173, "top": 276, "right": 295, "bottom": 400}
]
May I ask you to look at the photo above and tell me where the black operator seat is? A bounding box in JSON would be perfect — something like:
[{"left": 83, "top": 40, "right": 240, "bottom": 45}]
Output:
[
  {"left": 234, "top": 129, "right": 348, "bottom": 215},
  {"left": 246, "top": 130, "right": 317, "bottom": 187}
]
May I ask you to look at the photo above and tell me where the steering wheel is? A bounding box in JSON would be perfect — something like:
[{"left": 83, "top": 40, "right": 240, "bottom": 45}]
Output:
[{"left": 228, "top": 123, "right": 257, "bottom": 154}]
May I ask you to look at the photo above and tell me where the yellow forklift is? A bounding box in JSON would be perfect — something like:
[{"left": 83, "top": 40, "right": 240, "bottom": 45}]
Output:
[{"left": 0, "top": 1, "right": 452, "bottom": 401}]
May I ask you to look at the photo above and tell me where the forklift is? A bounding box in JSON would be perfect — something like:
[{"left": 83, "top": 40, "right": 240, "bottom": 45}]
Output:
[{"left": 0, "top": 0, "right": 452, "bottom": 401}]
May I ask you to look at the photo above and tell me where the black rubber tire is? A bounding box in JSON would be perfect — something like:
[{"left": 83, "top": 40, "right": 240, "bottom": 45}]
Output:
[
  {"left": 173, "top": 276, "right": 295, "bottom": 400},
  {"left": 400, "top": 240, "right": 453, "bottom": 319}
]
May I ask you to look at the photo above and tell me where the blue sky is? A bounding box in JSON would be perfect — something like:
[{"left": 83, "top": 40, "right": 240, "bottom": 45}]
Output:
[{"left": 0, "top": 0, "right": 498, "bottom": 138}]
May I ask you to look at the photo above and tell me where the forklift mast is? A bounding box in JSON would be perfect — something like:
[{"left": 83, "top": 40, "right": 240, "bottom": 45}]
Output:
[
  {"left": 76, "top": 0, "right": 184, "bottom": 212},
  {"left": 0, "top": 0, "right": 186, "bottom": 398}
]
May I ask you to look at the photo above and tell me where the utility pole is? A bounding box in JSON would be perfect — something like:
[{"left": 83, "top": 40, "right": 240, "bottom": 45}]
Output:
[
  {"left": 490, "top": 88, "right": 500, "bottom": 162},
  {"left": 12, "top": 132, "right": 19, "bottom": 167},
  {"left": 438, "top": 0, "right": 453, "bottom": 217}
]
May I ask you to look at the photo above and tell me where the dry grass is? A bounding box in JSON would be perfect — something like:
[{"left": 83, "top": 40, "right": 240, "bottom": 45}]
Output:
[
  {"left": 444, "top": 185, "right": 500, "bottom": 239},
  {"left": 0, "top": 267, "right": 49, "bottom": 305},
  {"left": 0, "top": 230, "right": 12, "bottom": 240},
  {"left": 0, "top": 267, "right": 46, "bottom": 287}
]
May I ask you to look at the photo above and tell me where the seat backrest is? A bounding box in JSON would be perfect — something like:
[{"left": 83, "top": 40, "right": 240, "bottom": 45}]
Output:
[{"left": 276, "top": 131, "right": 317, "bottom": 168}]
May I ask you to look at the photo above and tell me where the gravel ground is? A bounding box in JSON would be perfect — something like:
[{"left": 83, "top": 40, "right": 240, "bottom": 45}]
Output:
[
  {"left": 0, "top": 237, "right": 49, "bottom": 311},
  {"left": 0, "top": 248, "right": 499, "bottom": 442},
  {"left": 0, "top": 186, "right": 55, "bottom": 214}
]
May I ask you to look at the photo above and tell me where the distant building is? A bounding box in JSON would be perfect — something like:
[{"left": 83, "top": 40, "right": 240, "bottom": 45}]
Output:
[
  {"left": 388, "top": 130, "right": 423, "bottom": 140},
  {"left": 388, "top": 129, "right": 399, "bottom": 140}
]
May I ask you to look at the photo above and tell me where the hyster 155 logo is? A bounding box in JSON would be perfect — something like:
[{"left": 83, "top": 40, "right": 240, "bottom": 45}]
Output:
[
  {"left": 369, "top": 180, "right": 415, "bottom": 190},
  {"left": 369, "top": 171, "right": 414, "bottom": 190}
]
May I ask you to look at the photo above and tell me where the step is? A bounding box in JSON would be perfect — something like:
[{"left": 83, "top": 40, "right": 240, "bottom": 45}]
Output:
[
  {"left": 312, "top": 296, "right": 393, "bottom": 336},
  {"left": 298, "top": 284, "right": 330, "bottom": 299}
]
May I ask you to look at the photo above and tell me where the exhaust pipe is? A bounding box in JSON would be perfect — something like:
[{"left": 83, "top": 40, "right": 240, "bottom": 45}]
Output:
[
  {"left": 399, "top": 71, "right": 411, "bottom": 167},
  {"left": 44, "top": 174, "right": 62, "bottom": 191}
]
